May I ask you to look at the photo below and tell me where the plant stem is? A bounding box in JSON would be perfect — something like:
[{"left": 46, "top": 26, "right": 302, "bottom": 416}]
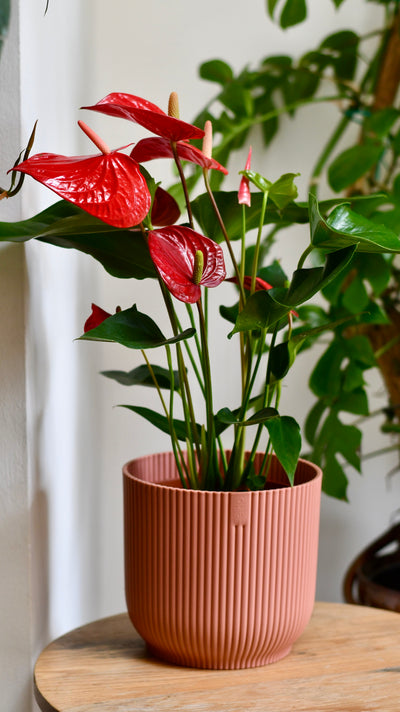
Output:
[
  {"left": 196, "top": 296, "right": 221, "bottom": 489},
  {"left": 203, "top": 168, "right": 246, "bottom": 305},
  {"left": 171, "top": 141, "right": 194, "bottom": 228}
]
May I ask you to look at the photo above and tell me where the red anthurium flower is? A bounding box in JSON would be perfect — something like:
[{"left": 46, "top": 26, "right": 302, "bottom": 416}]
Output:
[
  {"left": 227, "top": 275, "right": 272, "bottom": 291},
  {"left": 238, "top": 146, "right": 252, "bottom": 207},
  {"left": 148, "top": 226, "right": 226, "bottom": 303},
  {"left": 12, "top": 122, "right": 151, "bottom": 229},
  {"left": 82, "top": 93, "right": 205, "bottom": 142},
  {"left": 130, "top": 137, "right": 228, "bottom": 174},
  {"left": 84, "top": 304, "right": 112, "bottom": 332},
  {"left": 151, "top": 187, "right": 181, "bottom": 227}
]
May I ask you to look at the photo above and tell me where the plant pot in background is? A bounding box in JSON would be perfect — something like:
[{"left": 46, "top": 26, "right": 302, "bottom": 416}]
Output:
[
  {"left": 343, "top": 523, "right": 400, "bottom": 612},
  {"left": 123, "top": 451, "right": 322, "bottom": 670}
]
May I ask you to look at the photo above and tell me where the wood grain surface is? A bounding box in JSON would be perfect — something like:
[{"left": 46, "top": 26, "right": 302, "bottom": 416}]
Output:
[{"left": 34, "top": 602, "right": 400, "bottom": 712}]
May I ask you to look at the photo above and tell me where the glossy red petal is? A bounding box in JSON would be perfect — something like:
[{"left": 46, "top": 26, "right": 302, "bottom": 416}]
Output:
[
  {"left": 84, "top": 304, "right": 112, "bottom": 332},
  {"left": 131, "top": 137, "right": 228, "bottom": 174},
  {"left": 148, "top": 226, "right": 226, "bottom": 303},
  {"left": 227, "top": 276, "right": 273, "bottom": 291},
  {"left": 151, "top": 187, "right": 181, "bottom": 227},
  {"left": 82, "top": 93, "right": 204, "bottom": 142},
  {"left": 14, "top": 151, "right": 151, "bottom": 228}
]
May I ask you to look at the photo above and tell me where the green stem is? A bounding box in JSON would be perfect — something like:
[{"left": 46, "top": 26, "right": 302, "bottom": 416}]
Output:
[
  {"left": 251, "top": 190, "right": 269, "bottom": 293},
  {"left": 142, "top": 348, "right": 189, "bottom": 487},
  {"left": 171, "top": 141, "right": 194, "bottom": 228},
  {"left": 196, "top": 297, "right": 221, "bottom": 489},
  {"left": 203, "top": 168, "right": 246, "bottom": 305}
]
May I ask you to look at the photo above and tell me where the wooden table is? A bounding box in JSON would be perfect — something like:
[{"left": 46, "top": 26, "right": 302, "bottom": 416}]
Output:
[{"left": 34, "top": 602, "right": 400, "bottom": 712}]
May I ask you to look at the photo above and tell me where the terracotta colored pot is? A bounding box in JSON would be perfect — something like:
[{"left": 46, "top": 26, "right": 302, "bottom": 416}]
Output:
[
  {"left": 343, "top": 523, "right": 400, "bottom": 612},
  {"left": 123, "top": 451, "right": 322, "bottom": 669}
]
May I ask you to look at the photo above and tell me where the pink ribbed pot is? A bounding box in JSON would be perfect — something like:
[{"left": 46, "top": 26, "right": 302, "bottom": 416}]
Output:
[{"left": 123, "top": 451, "right": 322, "bottom": 670}]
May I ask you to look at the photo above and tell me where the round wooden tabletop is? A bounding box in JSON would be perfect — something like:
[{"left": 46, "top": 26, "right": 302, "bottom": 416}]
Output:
[{"left": 34, "top": 601, "right": 400, "bottom": 712}]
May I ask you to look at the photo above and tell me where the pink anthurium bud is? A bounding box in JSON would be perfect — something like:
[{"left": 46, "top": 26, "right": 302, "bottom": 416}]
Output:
[
  {"left": 202, "top": 121, "right": 213, "bottom": 160},
  {"left": 238, "top": 146, "right": 252, "bottom": 207},
  {"left": 12, "top": 124, "right": 152, "bottom": 228},
  {"left": 148, "top": 226, "right": 226, "bottom": 303},
  {"left": 84, "top": 304, "right": 112, "bottom": 332},
  {"left": 82, "top": 93, "right": 205, "bottom": 142},
  {"left": 130, "top": 137, "right": 228, "bottom": 174},
  {"left": 151, "top": 187, "right": 181, "bottom": 227}
]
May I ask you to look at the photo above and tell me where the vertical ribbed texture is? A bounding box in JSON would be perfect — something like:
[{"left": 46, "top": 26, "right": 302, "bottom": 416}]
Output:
[{"left": 123, "top": 452, "right": 322, "bottom": 670}]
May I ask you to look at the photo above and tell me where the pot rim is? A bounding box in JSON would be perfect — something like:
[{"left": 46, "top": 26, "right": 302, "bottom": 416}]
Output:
[{"left": 123, "top": 451, "right": 322, "bottom": 494}]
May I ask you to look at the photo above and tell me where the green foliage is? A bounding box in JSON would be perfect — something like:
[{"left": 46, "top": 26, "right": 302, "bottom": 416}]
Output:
[
  {"left": 0, "top": 0, "right": 10, "bottom": 56},
  {"left": 79, "top": 305, "right": 195, "bottom": 349}
]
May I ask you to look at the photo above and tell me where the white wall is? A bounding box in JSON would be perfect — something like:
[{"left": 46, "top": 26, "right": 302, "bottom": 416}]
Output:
[{"left": 2, "top": 2, "right": 400, "bottom": 709}]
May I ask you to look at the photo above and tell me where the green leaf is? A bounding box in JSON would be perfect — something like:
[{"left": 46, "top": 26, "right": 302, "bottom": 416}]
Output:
[
  {"left": 281, "top": 0, "right": 307, "bottom": 28},
  {"left": 305, "top": 399, "right": 327, "bottom": 446},
  {"left": 364, "top": 108, "right": 399, "bottom": 139},
  {"left": 0, "top": 200, "right": 156, "bottom": 279},
  {"left": 342, "top": 276, "right": 369, "bottom": 314},
  {"left": 310, "top": 194, "right": 400, "bottom": 254},
  {"left": 269, "top": 173, "right": 299, "bottom": 209},
  {"left": 321, "top": 456, "right": 349, "bottom": 500},
  {"left": 216, "top": 406, "right": 278, "bottom": 426},
  {"left": 230, "top": 289, "right": 289, "bottom": 335},
  {"left": 337, "top": 387, "right": 369, "bottom": 416},
  {"left": 328, "top": 144, "right": 383, "bottom": 192},
  {"left": 231, "top": 245, "right": 356, "bottom": 336},
  {"left": 79, "top": 304, "right": 195, "bottom": 349},
  {"left": 219, "top": 83, "right": 254, "bottom": 117},
  {"left": 219, "top": 303, "right": 239, "bottom": 325},
  {"left": 264, "top": 415, "right": 302, "bottom": 484},
  {"left": 310, "top": 341, "right": 345, "bottom": 398},
  {"left": 343, "top": 363, "right": 365, "bottom": 392},
  {"left": 120, "top": 405, "right": 192, "bottom": 441},
  {"left": 101, "top": 364, "right": 181, "bottom": 390},
  {"left": 241, "top": 170, "right": 272, "bottom": 194},
  {"left": 199, "top": 59, "right": 234, "bottom": 84},
  {"left": 240, "top": 171, "right": 299, "bottom": 208}
]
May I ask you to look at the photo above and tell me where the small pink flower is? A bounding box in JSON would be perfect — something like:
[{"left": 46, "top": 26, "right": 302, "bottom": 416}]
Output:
[
  {"left": 238, "top": 147, "right": 252, "bottom": 207},
  {"left": 148, "top": 226, "right": 226, "bottom": 303}
]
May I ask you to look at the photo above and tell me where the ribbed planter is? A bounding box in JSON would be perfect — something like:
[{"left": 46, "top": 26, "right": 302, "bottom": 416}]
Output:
[{"left": 123, "top": 451, "right": 322, "bottom": 670}]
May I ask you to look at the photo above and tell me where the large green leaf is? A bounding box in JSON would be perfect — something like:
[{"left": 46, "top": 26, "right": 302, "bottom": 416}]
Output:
[
  {"left": 310, "top": 194, "right": 400, "bottom": 253},
  {"left": 264, "top": 415, "right": 302, "bottom": 484},
  {"left": 199, "top": 59, "right": 234, "bottom": 84},
  {"left": 328, "top": 144, "right": 383, "bottom": 192},
  {"left": 79, "top": 304, "right": 195, "bottom": 349},
  {"left": 0, "top": 200, "right": 156, "bottom": 279},
  {"left": 101, "top": 364, "right": 181, "bottom": 390},
  {"left": 230, "top": 244, "right": 356, "bottom": 335},
  {"left": 120, "top": 405, "right": 192, "bottom": 441}
]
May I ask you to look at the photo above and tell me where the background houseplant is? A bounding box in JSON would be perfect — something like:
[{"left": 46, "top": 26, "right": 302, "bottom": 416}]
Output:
[{"left": 186, "top": 0, "right": 400, "bottom": 501}]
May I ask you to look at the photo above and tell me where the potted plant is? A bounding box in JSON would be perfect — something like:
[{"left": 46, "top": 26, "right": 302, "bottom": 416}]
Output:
[{"left": 1, "top": 86, "right": 400, "bottom": 667}]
